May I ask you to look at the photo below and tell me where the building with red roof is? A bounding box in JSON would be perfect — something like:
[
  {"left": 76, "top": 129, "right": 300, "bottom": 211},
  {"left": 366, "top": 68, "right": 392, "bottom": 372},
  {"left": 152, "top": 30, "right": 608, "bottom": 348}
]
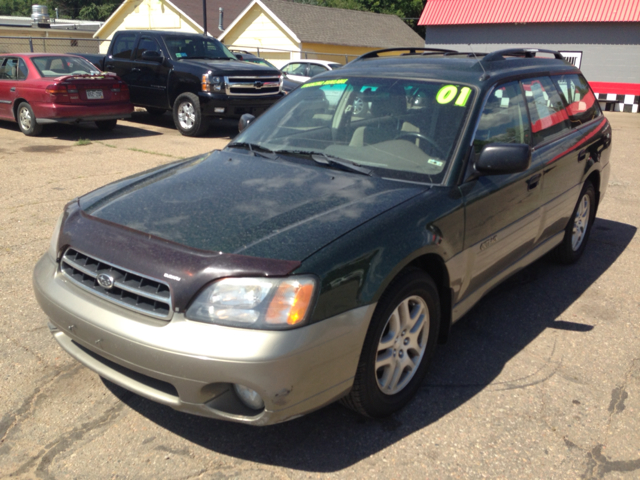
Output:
[{"left": 419, "top": 0, "right": 640, "bottom": 112}]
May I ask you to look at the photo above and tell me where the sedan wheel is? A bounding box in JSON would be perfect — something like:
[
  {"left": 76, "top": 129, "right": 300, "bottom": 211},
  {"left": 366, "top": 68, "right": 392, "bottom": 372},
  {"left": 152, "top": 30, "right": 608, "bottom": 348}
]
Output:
[
  {"left": 342, "top": 268, "right": 439, "bottom": 418},
  {"left": 17, "top": 102, "right": 43, "bottom": 136},
  {"left": 571, "top": 192, "right": 591, "bottom": 251}
]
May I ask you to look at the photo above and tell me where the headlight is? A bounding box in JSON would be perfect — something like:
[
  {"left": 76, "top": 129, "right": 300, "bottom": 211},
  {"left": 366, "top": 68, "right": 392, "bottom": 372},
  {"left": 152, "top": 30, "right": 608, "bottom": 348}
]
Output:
[
  {"left": 201, "top": 73, "right": 224, "bottom": 92},
  {"left": 186, "top": 276, "right": 316, "bottom": 329},
  {"left": 47, "top": 212, "right": 64, "bottom": 261}
]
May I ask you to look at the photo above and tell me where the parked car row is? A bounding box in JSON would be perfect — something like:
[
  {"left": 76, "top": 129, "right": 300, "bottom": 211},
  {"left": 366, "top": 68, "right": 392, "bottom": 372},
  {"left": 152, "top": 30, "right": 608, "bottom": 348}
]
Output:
[
  {"left": 0, "top": 33, "right": 351, "bottom": 137},
  {"left": 33, "top": 46, "right": 611, "bottom": 425}
]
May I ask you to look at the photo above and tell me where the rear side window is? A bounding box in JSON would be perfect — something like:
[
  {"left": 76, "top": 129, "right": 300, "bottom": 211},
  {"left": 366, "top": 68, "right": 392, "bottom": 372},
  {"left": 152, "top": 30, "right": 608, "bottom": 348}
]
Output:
[
  {"left": 521, "top": 76, "right": 571, "bottom": 146},
  {"left": 552, "top": 74, "right": 601, "bottom": 126},
  {"left": 112, "top": 34, "right": 137, "bottom": 59},
  {"left": 473, "top": 81, "right": 531, "bottom": 154}
]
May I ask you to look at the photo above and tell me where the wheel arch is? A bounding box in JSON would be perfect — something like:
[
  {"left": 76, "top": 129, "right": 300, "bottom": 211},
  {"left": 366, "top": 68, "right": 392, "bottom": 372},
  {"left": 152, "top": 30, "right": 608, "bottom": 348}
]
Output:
[
  {"left": 402, "top": 253, "right": 453, "bottom": 345},
  {"left": 586, "top": 170, "right": 601, "bottom": 213},
  {"left": 12, "top": 98, "right": 29, "bottom": 120}
]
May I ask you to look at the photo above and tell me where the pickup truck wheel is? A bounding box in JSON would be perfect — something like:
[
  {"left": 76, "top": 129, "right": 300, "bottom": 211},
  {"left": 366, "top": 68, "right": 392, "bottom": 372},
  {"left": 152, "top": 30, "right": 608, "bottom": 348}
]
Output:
[
  {"left": 551, "top": 180, "right": 596, "bottom": 264},
  {"left": 95, "top": 119, "right": 117, "bottom": 131},
  {"left": 173, "top": 93, "right": 208, "bottom": 136},
  {"left": 341, "top": 268, "right": 440, "bottom": 418},
  {"left": 146, "top": 107, "right": 166, "bottom": 116},
  {"left": 17, "top": 102, "right": 43, "bottom": 136}
]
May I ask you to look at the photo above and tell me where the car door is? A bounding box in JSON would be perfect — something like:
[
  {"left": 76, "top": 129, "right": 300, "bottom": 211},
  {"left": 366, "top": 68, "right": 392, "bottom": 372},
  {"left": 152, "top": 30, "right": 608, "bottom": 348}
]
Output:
[
  {"left": 459, "top": 81, "right": 544, "bottom": 298},
  {"left": 128, "top": 35, "right": 170, "bottom": 108},
  {"left": 103, "top": 32, "right": 138, "bottom": 88},
  {"left": 537, "top": 74, "right": 605, "bottom": 241},
  {"left": 281, "top": 62, "right": 309, "bottom": 82},
  {"left": 0, "top": 57, "right": 28, "bottom": 120}
]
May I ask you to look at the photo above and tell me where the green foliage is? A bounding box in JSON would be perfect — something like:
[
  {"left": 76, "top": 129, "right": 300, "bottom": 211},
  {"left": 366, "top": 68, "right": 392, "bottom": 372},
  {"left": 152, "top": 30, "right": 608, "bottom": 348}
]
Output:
[{"left": 0, "top": 0, "right": 118, "bottom": 20}]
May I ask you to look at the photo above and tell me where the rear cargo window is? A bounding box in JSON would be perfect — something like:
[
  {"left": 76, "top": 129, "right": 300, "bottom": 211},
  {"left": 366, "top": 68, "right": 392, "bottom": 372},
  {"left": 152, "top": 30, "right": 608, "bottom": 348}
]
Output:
[
  {"left": 521, "top": 76, "right": 572, "bottom": 146},
  {"left": 552, "top": 74, "right": 601, "bottom": 127}
]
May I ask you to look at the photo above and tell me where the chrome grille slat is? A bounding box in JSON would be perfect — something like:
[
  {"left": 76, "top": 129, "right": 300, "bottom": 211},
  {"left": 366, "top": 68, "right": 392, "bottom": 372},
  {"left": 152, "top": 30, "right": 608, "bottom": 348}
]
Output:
[
  {"left": 224, "top": 75, "right": 282, "bottom": 96},
  {"left": 60, "top": 248, "right": 173, "bottom": 320}
]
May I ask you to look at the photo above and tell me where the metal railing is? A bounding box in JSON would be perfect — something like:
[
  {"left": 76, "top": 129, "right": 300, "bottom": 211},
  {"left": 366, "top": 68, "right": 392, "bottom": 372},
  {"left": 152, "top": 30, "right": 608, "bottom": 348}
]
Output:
[{"left": 0, "top": 36, "right": 110, "bottom": 55}]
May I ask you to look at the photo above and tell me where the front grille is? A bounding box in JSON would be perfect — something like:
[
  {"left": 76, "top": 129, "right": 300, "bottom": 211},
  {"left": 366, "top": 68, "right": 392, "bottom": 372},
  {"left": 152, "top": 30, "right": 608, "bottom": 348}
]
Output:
[
  {"left": 60, "top": 248, "right": 173, "bottom": 320},
  {"left": 225, "top": 75, "right": 281, "bottom": 96}
]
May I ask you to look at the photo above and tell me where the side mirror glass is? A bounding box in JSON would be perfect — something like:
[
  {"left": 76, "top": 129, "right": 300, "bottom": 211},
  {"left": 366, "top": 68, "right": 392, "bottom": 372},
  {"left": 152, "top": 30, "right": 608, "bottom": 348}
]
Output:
[
  {"left": 238, "top": 113, "right": 255, "bottom": 133},
  {"left": 141, "top": 50, "right": 163, "bottom": 62},
  {"left": 475, "top": 143, "right": 531, "bottom": 175}
]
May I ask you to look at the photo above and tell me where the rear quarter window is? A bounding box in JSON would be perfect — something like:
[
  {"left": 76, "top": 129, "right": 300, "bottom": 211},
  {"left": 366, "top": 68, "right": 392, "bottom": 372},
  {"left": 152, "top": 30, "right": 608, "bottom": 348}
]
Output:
[{"left": 552, "top": 74, "right": 601, "bottom": 127}]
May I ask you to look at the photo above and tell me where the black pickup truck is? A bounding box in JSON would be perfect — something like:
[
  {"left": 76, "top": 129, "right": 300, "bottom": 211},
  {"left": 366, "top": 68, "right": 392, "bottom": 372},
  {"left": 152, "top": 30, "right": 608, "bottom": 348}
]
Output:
[{"left": 81, "top": 30, "right": 283, "bottom": 136}]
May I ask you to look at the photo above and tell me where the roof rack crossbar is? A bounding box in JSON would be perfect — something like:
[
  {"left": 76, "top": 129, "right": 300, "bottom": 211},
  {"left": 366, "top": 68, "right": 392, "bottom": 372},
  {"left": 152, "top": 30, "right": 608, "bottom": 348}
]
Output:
[
  {"left": 352, "top": 47, "right": 458, "bottom": 62},
  {"left": 483, "top": 48, "right": 564, "bottom": 62}
]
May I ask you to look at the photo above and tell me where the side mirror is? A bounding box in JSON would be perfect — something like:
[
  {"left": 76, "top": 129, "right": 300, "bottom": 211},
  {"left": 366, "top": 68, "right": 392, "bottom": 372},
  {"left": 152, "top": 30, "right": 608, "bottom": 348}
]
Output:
[
  {"left": 238, "top": 113, "right": 255, "bottom": 133},
  {"left": 141, "top": 50, "right": 163, "bottom": 62},
  {"left": 475, "top": 143, "right": 531, "bottom": 175}
]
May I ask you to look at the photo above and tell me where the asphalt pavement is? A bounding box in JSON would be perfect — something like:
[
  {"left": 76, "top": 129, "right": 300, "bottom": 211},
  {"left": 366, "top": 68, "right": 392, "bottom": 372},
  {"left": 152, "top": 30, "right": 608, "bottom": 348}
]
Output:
[{"left": 0, "top": 111, "right": 638, "bottom": 479}]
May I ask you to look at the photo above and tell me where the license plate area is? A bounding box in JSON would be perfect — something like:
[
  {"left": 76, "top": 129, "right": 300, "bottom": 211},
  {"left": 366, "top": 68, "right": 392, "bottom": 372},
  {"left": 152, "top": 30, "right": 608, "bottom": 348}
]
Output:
[{"left": 86, "top": 90, "right": 104, "bottom": 100}]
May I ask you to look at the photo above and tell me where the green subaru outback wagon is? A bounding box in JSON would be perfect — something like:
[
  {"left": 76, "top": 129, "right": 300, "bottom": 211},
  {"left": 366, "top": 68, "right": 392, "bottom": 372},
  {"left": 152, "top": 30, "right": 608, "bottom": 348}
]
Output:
[{"left": 34, "top": 48, "right": 611, "bottom": 425}]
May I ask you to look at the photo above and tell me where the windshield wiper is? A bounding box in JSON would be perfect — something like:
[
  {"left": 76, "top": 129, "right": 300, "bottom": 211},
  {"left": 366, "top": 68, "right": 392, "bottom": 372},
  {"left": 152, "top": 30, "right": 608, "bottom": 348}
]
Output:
[
  {"left": 275, "top": 150, "right": 372, "bottom": 176},
  {"left": 227, "top": 142, "right": 277, "bottom": 159},
  {"left": 182, "top": 56, "right": 232, "bottom": 60}
]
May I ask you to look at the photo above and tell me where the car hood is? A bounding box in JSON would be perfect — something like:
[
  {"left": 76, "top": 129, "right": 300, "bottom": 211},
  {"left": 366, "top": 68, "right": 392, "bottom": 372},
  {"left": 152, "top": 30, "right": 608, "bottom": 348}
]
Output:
[
  {"left": 176, "top": 58, "right": 280, "bottom": 77},
  {"left": 79, "top": 150, "right": 426, "bottom": 261}
]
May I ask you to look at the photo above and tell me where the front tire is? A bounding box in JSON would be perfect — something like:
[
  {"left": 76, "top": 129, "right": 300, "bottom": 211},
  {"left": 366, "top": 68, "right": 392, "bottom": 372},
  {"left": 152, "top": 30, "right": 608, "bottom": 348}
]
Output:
[
  {"left": 342, "top": 269, "right": 440, "bottom": 417},
  {"left": 95, "top": 119, "right": 117, "bottom": 131},
  {"left": 172, "top": 93, "right": 208, "bottom": 137},
  {"left": 552, "top": 180, "right": 596, "bottom": 264},
  {"left": 17, "top": 102, "right": 43, "bottom": 136}
]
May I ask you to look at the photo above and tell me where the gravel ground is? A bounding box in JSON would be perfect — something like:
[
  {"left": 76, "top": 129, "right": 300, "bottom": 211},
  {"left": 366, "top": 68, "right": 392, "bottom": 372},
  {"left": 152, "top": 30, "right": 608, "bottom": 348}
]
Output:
[{"left": 0, "top": 111, "right": 639, "bottom": 479}]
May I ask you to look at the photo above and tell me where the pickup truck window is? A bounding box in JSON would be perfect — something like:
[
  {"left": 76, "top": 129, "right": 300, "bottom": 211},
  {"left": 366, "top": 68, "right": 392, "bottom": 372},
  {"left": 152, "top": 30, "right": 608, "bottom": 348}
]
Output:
[
  {"left": 164, "top": 36, "right": 235, "bottom": 61},
  {"left": 112, "top": 33, "right": 137, "bottom": 60},
  {"left": 135, "top": 37, "right": 161, "bottom": 60}
]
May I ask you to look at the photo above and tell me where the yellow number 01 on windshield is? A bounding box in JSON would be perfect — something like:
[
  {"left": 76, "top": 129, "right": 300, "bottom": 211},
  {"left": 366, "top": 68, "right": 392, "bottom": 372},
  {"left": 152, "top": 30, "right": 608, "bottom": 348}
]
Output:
[{"left": 436, "top": 85, "right": 472, "bottom": 107}]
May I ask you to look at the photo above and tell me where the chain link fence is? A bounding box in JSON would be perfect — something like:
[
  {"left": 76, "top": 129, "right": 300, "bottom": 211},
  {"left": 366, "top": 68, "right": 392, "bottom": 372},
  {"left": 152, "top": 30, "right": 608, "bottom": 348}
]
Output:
[
  {"left": 0, "top": 36, "right": 361, "bottom": 65},
  {"left": 0, "top": 36, "right": 110, "bottom": 55}
]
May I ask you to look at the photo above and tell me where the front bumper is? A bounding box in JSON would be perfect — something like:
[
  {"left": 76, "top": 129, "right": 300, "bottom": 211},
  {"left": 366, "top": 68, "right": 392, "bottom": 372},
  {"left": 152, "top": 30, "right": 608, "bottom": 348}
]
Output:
[
  {"left": 198, "top": 92, "right": 283, "bottom": 119},
  {"left": 33, "top": 254, "right": 375, "bottom": 425}
]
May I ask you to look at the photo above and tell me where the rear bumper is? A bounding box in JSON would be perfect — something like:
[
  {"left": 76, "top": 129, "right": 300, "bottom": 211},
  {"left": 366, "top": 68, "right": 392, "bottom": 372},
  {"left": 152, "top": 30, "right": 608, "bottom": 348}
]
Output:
[
  {"left": 33, "top": 102, "right": 133, "bottom": 124},
  {"left": 33, "top": 254, "right": 375, "bottom": 425},
  {"left": 198, "top": 92, "right": 283, "bottom": 119}
]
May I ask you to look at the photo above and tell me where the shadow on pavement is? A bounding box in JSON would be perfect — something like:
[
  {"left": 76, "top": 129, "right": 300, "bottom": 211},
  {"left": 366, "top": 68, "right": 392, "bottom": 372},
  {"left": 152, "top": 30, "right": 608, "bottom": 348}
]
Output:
[
  {"left": 126, "top": 110, "right": 239, "bottom": 139},
  {"left": 104, "top": 217, "right": 636, "bottom": 472}
]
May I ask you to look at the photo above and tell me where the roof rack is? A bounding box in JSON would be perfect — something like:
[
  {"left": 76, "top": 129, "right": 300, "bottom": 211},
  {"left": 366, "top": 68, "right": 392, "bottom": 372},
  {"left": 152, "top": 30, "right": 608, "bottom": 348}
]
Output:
[
  {"left": 443, "top": 51, "right": 487, "bottom": 58},
  {"left": 352, "top": 47, "right": 458, "bottom": 62},
  {"left": 482, "top": 48, "right": 564, "bottom": 62}
]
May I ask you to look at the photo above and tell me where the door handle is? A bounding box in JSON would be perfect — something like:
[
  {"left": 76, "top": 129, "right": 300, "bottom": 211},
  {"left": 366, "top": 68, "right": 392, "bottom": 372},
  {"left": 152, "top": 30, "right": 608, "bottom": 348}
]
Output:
[
  {"left": 131, "top": 68, "right": 140, "bottom": 72},
  {"left": 105, "top": 64, "right": 115, "bottom": 70},
  {"left": 578, "top": 149, "right": 588, "bottom": 161},
  {"left": 10, "top": 87, "right": 15, "bottom": 92},
  {"left": 526, "top": 173, "right": 541, "bottom": 190}
]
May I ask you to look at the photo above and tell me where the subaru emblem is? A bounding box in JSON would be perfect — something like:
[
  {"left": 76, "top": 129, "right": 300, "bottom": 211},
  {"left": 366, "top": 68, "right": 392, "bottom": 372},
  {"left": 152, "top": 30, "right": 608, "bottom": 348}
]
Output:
[{"left": 96, "top": 273, "right": 115, "bottom": 289}]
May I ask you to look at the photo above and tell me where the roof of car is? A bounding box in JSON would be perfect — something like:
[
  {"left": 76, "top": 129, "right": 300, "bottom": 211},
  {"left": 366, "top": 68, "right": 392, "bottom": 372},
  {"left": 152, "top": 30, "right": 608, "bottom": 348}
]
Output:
[
  {"left": 338, "top": 48, "right": 578, "bottom": 87},
  {"left": 283, "top": 59, "right": 341, "bottom": 67}
]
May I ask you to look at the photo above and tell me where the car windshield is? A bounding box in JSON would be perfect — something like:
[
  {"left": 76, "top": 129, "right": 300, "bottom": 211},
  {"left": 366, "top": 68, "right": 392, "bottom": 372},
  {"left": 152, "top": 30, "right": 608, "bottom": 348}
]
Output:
[
  {"left": 231, "top": 76, "right": 475, "bottom": 184},
  {"left": 164, "top": 36, "right": 236, "bottom": 60},
  {"left": 31, "top": 56, "right": 100, "bottom": 77}
]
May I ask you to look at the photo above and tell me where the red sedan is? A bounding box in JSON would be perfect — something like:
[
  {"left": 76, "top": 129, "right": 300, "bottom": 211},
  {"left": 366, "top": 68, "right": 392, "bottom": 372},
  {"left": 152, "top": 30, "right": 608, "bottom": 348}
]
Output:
[{"left": 0, "top": 53, "right": 133, "bottom": 136}]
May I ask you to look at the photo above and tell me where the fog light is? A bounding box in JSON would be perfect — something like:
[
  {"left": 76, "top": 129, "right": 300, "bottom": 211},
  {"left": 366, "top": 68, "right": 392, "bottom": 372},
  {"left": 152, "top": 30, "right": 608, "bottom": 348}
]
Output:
[
  {"left": 214, "top": 107, "right": 225, "bottom": 113},
  {"left": 233, "top": 384, "right": 264, "bottom": 410}
]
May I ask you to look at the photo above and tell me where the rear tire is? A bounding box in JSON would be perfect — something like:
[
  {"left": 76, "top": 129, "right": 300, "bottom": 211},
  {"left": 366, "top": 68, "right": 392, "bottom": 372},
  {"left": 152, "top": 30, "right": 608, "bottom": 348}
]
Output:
[
  {"left": 146, "top": 107, "right": 166, "bottom": 116},
  {"left": 551, "top": 180, "right": 596, "bottom": 264},
  {"left": 95, "top": 119, "right": 117, "bottom": 131},
  {"left": 341, "top": 268, "right": 440, "bottom": 417},
  {"left": 172, "top": 93, "right": 208, "bottom": 137},
  {"left": 17, "top": 102, "right": 43, "bottom": 136}
]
